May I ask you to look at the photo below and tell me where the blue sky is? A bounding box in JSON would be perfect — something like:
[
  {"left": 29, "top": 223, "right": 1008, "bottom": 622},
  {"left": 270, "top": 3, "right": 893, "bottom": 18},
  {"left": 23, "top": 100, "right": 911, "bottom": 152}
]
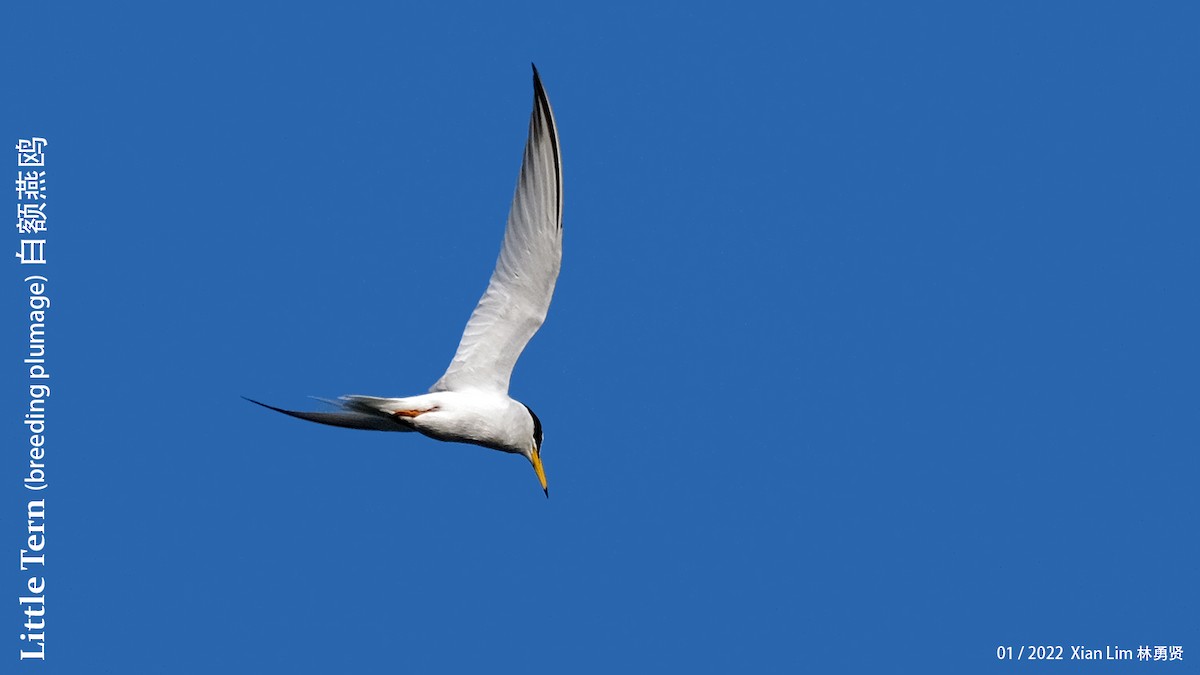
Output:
[{"left": 5, "top": 2, "right": 1197, "bottom": 672}]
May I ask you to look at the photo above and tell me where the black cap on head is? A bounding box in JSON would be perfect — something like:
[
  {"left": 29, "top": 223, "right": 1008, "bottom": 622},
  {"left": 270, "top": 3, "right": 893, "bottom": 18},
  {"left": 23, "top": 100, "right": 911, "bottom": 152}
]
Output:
[{"left": 522, "top": 404, "right": 543, "bottom": 451}]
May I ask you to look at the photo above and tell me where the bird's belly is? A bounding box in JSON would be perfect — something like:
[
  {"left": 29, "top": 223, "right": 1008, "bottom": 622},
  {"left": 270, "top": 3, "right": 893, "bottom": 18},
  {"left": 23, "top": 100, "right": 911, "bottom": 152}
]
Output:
[{"left": 410, "top": 406, "right": 517, "bottom": 453}]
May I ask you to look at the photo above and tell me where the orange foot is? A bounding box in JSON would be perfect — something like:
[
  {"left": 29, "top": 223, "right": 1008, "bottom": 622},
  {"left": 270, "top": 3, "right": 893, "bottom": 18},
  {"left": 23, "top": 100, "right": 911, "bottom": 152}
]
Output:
[{"left": 391, "top": 409, "right": 425, "bottom": 418}]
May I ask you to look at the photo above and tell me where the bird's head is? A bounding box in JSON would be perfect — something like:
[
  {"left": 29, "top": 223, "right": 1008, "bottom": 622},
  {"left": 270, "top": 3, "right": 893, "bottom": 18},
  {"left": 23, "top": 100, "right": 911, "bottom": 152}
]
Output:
[{"left": 521, "top": 404, "right": 548, "bottom": 498}]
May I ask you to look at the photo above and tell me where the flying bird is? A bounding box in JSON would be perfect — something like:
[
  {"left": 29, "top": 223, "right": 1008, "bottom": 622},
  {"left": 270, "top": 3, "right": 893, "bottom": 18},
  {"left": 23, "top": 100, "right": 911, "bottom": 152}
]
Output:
[{"left": 248, "top": 65, "right": 562, "bottom": 497}]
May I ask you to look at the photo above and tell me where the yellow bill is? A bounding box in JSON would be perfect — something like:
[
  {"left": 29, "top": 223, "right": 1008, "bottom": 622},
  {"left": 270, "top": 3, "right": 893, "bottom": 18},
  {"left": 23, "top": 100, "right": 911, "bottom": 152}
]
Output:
[{"left": 531, "top": 450, "right": 549, "bottom": 498}]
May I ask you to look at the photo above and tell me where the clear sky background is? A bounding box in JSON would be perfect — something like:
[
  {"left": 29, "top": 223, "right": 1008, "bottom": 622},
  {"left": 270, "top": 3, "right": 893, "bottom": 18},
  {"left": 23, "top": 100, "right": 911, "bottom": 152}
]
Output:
[{"left": 5, "top": 2, "right": 1197, "bottom": 673}]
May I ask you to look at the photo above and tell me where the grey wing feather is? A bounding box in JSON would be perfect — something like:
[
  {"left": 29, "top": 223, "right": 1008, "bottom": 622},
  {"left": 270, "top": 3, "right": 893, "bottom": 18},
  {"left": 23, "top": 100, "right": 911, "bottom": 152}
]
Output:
[
  {"left": 243, "top": 397, "right": 412, "bottom": 432},
  {"left": 431, "top": 65, "right": 563, "bottom": 394}
]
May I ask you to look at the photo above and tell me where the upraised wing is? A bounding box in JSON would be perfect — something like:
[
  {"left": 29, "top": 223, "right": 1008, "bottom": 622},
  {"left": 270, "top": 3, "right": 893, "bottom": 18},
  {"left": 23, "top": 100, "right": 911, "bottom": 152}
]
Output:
[{"left": 431, "top": 65, "right": 563, "bottom": 394}]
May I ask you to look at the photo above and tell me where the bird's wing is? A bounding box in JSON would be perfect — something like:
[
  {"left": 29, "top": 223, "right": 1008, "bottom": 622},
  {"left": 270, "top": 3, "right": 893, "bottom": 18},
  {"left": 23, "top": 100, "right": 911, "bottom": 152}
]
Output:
[
  {"left": 431, "top": 65, "right": 563, "bottom": 394},
  {"left": 243, "top": 397, "right": 413, "bottom": 432}
]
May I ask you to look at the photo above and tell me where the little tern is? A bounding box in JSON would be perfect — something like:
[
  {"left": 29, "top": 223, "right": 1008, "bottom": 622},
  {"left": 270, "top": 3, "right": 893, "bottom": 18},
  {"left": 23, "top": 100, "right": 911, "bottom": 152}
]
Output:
[{"left": 248, "top": 65, "right": 562, "bottom": 497}]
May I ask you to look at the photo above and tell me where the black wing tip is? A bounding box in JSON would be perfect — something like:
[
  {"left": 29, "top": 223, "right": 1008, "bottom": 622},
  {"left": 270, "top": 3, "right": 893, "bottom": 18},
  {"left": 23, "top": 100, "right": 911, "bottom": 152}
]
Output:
[
  {"left": 531, "top": 63, "right": 545, "bottom": 96},
  {"left": 243, "top": 396, "right": 290, "bottom": 415},
  {"left": 244, "top": 395, "right": 400, "bottom": 432},
  {"left": 526, "top": 63, "right": 562, "bottom": 231},
  {"left": 243, "top": 395, "right": 317, "bottom": 417}
]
